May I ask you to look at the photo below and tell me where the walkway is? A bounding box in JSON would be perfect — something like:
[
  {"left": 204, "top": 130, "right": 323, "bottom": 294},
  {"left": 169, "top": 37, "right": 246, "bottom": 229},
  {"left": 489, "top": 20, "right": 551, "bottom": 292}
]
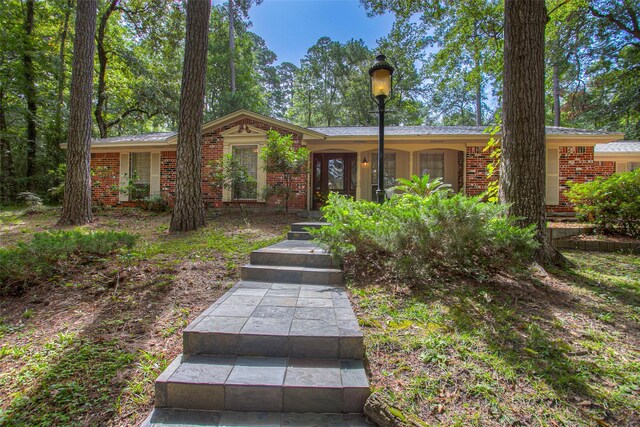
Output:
[{"left": 141, "top": 223, "right": 371, "bottom": 426}]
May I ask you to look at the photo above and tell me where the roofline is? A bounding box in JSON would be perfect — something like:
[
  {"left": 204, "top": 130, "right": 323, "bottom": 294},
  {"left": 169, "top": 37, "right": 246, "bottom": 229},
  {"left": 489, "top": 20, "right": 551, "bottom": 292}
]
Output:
[
  {"left": 164, "top": 109, "right": 326, "bottom": 143},
  {"left": 319, "top": 132, "right": 625, "bottom": 143}
]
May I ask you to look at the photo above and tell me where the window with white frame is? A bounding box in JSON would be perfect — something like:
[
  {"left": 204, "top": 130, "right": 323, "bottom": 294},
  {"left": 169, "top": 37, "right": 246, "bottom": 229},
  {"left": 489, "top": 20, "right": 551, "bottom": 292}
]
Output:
[
  {"left": 129, "top": 152, "right": 151, "bottom": 199},
  {"left": 629, "top": 162, "right": 640, "bottom": 171},
  {"left": 231, "top": 145, "right": 258, "bottom": 199},
  {"left": 420, "top": 152, "right": 444, "bottom": 179}
]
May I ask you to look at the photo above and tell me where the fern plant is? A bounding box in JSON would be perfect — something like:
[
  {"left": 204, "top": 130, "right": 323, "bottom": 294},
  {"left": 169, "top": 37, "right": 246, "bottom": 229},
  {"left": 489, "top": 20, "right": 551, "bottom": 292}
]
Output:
[{"left": 391, "top": 174, "right": 452, "bottom": 197}]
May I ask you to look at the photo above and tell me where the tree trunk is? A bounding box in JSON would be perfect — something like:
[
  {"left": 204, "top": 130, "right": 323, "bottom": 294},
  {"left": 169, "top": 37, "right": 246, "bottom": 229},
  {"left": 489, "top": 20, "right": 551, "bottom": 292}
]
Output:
[
  {"left": 55, "top": 0, "right": 73, "bottom": 146},
  {"left": 169, "top": 0, "right": 211, "bottom": 232},
  {"left": 95, "top": 0, "right": 119, "bottom": 139},
  {"left": 553, "top": 62, "right": 561, "bottom": 126},
  {"left": 22, "top": 0, "right": 38, "bottom": 190},
  {"left": 0, "top": 88, "right": 15, "bottom": 202},
  {"left": 476, "top": 83, "right": 482, "bottom": 126},
  {"left": 59, "top": 0, "right": 97, "bottom": 226},
  {"left": 474, "top": 20, "right": 482, "bottom": 126},
  {"left": 501, "top": 0, "right": 563, "bottom": 266},
  {"left": 229, "top": 0, "right": 236, "bottom": 94},
  {"left": 364, "top": 392, "right": 424, "bottom": 427}
]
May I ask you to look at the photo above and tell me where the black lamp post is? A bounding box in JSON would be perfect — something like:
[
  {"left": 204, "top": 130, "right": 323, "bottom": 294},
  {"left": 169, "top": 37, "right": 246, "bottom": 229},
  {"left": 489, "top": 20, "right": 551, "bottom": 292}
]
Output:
[{"left": 368, "top": 54, "right": 394, "bottom": 204}]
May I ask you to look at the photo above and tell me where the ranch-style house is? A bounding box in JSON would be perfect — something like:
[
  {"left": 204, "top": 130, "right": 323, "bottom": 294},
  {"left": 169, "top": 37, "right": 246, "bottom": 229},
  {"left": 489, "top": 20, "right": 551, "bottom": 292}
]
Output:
[{"left": 84, "top": 109, "right": 639, "bottom": 213}]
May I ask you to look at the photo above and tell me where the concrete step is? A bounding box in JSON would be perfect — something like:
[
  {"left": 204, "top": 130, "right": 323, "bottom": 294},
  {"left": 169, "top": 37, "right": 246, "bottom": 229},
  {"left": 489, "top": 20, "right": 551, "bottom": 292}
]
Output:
[
  {"left": 183, "top": 282, "right": 363, "bottom": 359},
  {"left": 241, "top": 264, "right": 342, "bottom": 285},
  {"left": 287, "top": 231, "right": 313, "bottom": 240},
  {"left": 250, "top": 240, "right": 340, "bottom": 269},
  {"left": 154, "top": 355, "right": 370, "bottom": 413},
  {"left": 141, "top": 408, "right": 371, "bottom": 426},
  {"left": 290, "top": 221, "right": 329, "bottom": 232}
]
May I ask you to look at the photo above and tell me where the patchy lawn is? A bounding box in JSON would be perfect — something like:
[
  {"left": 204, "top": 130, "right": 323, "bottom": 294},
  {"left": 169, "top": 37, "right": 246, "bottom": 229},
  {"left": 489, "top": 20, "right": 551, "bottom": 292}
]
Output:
[
  {"left": 0, "top": 207, "right": 293, "bottom": 426},
  {"left": 351, "top": 251, "right": 640, "bottom": 426}
]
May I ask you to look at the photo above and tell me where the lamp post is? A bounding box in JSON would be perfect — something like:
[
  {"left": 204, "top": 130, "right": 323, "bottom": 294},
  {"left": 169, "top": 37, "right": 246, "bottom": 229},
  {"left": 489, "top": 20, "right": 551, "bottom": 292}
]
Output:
[{"left": 368, "top": 54, "right": 394, "bottom": 204}]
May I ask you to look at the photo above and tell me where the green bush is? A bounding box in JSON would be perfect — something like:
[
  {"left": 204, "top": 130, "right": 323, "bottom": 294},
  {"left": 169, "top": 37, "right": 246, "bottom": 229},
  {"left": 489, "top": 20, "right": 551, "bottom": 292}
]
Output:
[
  {"left": 311, "top": 192, "right": 537, "bottom": 281},
  {"left": 140, "top": 194, "right": 171, "bottom": 213},
  {"left": 566, "top": 169, "right": 640, "bottom": 238},
  {"left": 0, "top": 230, "right": 137, "bottom": 295}
]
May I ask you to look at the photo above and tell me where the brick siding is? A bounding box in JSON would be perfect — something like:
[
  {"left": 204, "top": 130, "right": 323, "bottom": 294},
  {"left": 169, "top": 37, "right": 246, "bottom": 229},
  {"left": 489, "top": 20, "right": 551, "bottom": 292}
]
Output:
[
  {"left": 90, "top": 152, "right": 119, "bottom": 206},
  {"left": 465, "top": 146, "right": 495, "bottom": 196},
  {"left": 548, "top": 146, "right": 615, "bottom": 213}
]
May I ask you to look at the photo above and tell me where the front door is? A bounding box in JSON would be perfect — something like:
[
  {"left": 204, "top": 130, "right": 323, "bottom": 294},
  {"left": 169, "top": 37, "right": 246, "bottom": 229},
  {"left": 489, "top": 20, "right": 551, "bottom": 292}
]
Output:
[{"left": 312, "top": 153, "right": 357, "bottom": 210}]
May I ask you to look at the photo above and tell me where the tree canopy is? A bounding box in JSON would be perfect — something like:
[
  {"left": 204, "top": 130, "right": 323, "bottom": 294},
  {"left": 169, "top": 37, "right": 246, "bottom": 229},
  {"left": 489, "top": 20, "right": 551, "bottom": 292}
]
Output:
[{"left": 0, "top": 0, "right": 637, "bottom": 204}]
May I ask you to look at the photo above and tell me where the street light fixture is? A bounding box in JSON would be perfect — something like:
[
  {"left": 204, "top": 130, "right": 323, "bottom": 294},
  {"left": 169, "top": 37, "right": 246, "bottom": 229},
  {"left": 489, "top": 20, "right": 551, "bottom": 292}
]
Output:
[{"left": 368, "top": 54, "right": 394, "bottom": 204}]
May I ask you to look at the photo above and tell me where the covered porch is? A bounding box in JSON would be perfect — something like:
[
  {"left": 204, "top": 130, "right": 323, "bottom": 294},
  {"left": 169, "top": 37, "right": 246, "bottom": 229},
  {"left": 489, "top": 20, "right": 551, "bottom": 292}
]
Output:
[{"left": 306, "top": 140, "right": 467, "bottom": 210}]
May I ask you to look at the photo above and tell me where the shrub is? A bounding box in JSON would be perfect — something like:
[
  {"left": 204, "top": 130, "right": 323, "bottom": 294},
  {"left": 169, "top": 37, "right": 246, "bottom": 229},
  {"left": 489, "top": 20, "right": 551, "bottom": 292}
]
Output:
[
  {"left": 16, "top": 192, "right": 45, "bottom": 214},
  {"left": 140, "top": 194, "right": 171, "bottom": 213},
  {"left": 311, "top": 192, "right": 537, "bottom": 281},
  {"left": 0, "top": 230, "right": 137, "bottom": 295},
  {"left": 566, "top": 169, "right": 640, "bottom": 238}
]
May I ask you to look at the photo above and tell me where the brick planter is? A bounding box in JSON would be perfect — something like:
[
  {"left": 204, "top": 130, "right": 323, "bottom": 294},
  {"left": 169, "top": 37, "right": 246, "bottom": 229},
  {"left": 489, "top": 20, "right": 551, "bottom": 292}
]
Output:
[{"left": 554, "top": 239, "right": 640, "bottom": 254}]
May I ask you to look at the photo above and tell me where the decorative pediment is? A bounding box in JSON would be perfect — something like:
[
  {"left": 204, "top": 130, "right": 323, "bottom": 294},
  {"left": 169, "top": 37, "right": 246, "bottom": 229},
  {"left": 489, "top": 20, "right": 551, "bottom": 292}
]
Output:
[{"left": 220, "top": 124, "right": 267, "bottom": 137}]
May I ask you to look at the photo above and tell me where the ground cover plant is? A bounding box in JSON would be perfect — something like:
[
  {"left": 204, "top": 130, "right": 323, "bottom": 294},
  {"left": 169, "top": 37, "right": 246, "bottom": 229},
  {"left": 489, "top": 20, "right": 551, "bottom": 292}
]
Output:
[{"left": 0, "top": 208, "right": 292, "bottom": 426}]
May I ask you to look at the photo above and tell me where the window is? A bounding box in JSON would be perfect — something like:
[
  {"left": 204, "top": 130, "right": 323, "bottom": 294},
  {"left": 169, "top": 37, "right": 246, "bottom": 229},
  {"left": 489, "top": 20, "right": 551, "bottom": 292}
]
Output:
[
  {"left": 420, "top": 153, "right": 444, "bottom": 179},
  {"left": 371, "top": 152, "right": 396, "bottom": 199},
  {"left": 629, "top": 162, "right": 640, "bottom": 172},
  {"left": 129, "top": 152, "right": 150, "bottom": 199},
  {"left": 231, "top": 145, "right": 258, "bottom": 199}
]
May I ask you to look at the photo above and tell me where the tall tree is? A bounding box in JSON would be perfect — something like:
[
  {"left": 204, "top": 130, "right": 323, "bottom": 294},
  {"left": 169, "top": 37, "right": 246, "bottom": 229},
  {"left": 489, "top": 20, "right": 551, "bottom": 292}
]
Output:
[
  {"left": 227, "top": 0, "right": 262, "bottom": 99},
  {"left": 501, "top": 0, "right": 560, "bottom": 265},
  {"left": 170, "top": 0, "right": 211, "bottom": 232},
  {"left": 59, "top": 0, "right": 97, "bottom": 225},
  {"left": 22, "top": 0, "right": 37, "bottom": 189}
]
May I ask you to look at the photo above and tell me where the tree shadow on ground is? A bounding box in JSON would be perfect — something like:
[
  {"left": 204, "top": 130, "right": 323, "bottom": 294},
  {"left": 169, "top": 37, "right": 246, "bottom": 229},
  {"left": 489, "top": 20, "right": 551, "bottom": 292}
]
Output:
[
  {"left": 0, "top": 261, "right": 224, "bottom": 427},
  {"left": 352, "top": 261, "right": 639, "bottom": 426}
]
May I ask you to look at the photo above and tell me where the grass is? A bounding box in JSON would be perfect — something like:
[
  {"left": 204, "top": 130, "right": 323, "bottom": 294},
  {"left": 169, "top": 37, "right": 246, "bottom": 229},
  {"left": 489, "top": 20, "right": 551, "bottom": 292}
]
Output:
[
  {"left": 351, "top": 250, "right": 640, "bottom": 426},
  {"left": 0, "top": 207, "right": 293, "bottom": 426}
]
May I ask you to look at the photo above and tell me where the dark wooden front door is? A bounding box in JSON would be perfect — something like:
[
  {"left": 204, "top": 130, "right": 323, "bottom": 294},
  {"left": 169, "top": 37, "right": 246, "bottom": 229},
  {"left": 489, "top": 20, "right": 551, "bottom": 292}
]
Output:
[{"left": 312, "top": 153, "right": 357, "bottom": 210}]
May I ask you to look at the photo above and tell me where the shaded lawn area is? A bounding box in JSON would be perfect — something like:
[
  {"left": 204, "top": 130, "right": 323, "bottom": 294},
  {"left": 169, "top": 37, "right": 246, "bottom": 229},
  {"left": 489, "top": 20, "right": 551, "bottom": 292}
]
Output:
[
  {"left": 0, "top": 208, "right": 293, "bottom": 426},
  {"left": 352, "top": 250, "right": 639, "bottom": 426}
]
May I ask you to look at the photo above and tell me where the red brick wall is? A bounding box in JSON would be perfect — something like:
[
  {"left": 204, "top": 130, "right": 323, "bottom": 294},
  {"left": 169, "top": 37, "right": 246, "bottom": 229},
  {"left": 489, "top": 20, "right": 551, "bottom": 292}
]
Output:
[
  {"left": 90, "top": 153, "right": 119, "bottom": 206},
  {"left": 161, "top": 151, "right": 177, "bottom": 205},
  {"left": 547, "top": 146, "right": 615, "bottom": 213},
  {"left": 464, "top": 145, "right": 615, "bottom": 212},
  {"left": 465, "top": 146, "right": 495, "bottom": 196}
]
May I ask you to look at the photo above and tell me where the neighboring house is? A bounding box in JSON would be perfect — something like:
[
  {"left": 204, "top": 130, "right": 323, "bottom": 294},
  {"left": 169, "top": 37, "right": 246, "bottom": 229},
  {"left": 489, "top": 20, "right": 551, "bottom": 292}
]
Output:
[{"left": 83, "top": 109, "right": 630, "bottom": 213}]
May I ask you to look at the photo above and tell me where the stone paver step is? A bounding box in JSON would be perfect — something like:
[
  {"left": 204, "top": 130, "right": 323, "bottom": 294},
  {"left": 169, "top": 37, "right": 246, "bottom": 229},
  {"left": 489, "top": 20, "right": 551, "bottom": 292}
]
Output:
[
  {"left": 155, "top": 355, "right": 369, "bottom": 413},
  {"left": 250, "top": 240, "right": 340, "bottom": 269},
  {"left": 290, "top": 221, "right": 329, "bottom": 232},
  {"left": 184, "top": 281, "right": 363, "bottom": 359},
  {"left": 286, "top": 231, "right": 313, "bottom": 240},
  {"left": 141, "top": 408, "right": 370, "bottom": 427},
  {"left": 241, "top": 264, "right": 342, "bottom": 285}
]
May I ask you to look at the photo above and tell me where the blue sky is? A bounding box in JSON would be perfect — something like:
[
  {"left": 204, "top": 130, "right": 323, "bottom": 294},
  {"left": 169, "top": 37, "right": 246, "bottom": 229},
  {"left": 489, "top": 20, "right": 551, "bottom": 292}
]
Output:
[{"left": 214, "top": 0, "right": 395, "bottom": 65}]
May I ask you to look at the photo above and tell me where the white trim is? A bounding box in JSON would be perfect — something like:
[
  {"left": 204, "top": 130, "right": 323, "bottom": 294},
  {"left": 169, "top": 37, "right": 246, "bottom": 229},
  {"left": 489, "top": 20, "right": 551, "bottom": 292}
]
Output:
[
  {"left": 546, "top": 148, "right": 560, "bottom": 205},
  {"left": 119, "top": 152, "right": 130, "bottom": 202},
  {"left": 150, "top": 152, "right": 161, "bottom": 196},
  {"left": 221, "top": 137, "right": 266, "bottom": 202}
]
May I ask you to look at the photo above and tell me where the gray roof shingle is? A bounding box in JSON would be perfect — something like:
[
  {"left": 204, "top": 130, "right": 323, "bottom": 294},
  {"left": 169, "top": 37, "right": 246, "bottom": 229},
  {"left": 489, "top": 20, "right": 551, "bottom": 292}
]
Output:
[
  {"left": 91, "top": 126, "right": 621, "bottom": 144},
  {"left": 92, "top": 132, "right": 175, "bottom": 144},
  {"left": 595, "top": 141, "right": 640, "bottom": 153},
  {"left": 309, "top": 125, "right": 619, "bottom": 137}
]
